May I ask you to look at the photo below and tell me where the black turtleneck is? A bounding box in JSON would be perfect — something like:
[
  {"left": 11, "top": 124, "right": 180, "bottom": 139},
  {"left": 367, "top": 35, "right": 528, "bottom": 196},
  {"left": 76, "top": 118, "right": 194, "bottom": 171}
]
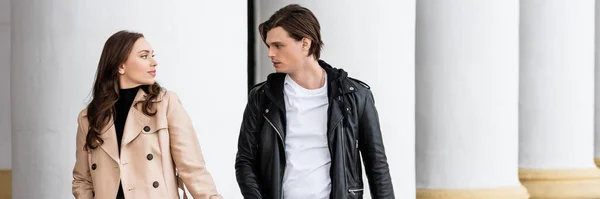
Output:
[
  {"left": 113, "top": 86, "right": 139, "bottom": 199},
  {"left": 114, "top": 86, "right": 138, "bottom": 154}
]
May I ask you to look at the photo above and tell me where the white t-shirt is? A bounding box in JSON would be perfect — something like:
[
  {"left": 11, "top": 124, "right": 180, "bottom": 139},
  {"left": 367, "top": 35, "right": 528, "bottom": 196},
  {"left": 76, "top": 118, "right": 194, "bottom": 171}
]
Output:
[{"left": 282, "top": 74, "right": 331, "bottom": 199}]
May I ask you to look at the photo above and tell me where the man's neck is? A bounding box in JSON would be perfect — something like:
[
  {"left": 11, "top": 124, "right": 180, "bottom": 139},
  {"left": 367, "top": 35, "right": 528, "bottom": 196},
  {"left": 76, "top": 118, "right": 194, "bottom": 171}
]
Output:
[{"left": 288, "top": 59, "right": 324, "bottom": 90}]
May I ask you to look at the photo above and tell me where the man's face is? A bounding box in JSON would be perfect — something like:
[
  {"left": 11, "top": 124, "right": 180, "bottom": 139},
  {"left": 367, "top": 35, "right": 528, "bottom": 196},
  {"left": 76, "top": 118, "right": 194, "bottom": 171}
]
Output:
[{"left": 265, "top": 27, "right": 307, "bottom": 73}]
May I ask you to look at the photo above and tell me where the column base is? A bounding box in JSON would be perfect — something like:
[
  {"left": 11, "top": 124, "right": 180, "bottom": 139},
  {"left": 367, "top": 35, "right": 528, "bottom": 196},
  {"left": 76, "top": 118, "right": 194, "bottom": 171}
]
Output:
[
  {"left": 519, "top": 168, "right": 600, "bottom": 198},
  {"left": 0, "top": 170, "right": 11, "bottom": 199},
  {"left": 416, "top": 186, "right": 529, "bottom": 199}
]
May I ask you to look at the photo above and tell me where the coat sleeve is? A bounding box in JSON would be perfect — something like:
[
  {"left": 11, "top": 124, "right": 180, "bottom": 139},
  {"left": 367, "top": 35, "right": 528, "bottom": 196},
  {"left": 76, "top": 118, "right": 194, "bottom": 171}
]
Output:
[
  {"left": 72, "top": 111, "right": 94, "bottom": 199},
  {"left": 166, "top": 92, "right": 222, "bottom": 199}
]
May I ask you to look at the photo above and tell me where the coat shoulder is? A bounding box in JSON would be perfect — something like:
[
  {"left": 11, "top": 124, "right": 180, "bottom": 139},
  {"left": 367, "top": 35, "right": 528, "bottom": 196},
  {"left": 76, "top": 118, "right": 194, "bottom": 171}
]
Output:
[
  {"left": 160, "top": 89, "right": 173, "bottom": 99},
  {"left": 158, "top": 89, "right": 183, "bottom": 110},
  {"left": 78, "top": 107, "right": 88, "bottom": 118},
  {"left": 158, "top": 89, "right": 183, "bottom": 102},
  {"left": 76, "top": 107, "right": 90, "bottom": 135}
]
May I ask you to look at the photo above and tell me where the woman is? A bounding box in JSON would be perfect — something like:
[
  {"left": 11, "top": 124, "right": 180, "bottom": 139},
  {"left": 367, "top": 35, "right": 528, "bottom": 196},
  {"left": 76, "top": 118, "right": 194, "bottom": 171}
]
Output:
[{"left": 72, "top": 30, "right": 221, "bottom": 199}]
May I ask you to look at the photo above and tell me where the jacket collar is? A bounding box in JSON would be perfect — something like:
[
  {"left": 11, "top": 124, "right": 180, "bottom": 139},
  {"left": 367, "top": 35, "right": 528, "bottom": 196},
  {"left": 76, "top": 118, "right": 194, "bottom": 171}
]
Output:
[{"left": 262, "top": 60, "right": 356, "bottom": 111}]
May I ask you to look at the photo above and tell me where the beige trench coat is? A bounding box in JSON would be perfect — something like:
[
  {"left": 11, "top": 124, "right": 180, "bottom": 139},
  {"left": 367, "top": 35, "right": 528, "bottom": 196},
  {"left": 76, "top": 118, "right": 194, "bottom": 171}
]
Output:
[{"left": 72, "top": 89, "right": 222, "bottom": 199}]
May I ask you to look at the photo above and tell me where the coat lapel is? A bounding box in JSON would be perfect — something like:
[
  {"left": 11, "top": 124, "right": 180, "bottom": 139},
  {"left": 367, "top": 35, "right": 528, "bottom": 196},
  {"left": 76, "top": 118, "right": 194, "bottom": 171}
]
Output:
[
  {"left": 99, "top": 118, "right": 120, "bottom": 164},
  {"left": 121, "top": 88, "right": 151, "bottom": 146}
]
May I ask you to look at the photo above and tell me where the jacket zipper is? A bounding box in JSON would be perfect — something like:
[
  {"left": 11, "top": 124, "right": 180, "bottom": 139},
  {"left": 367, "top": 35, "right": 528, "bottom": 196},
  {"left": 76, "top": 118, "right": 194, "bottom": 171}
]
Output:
[
  {"left": 264, "top": 115, "right": 284, "bottom": 148},
  {"left": 339, "top": 93, "right": 363, "bottom": 195},
  {"left": 330, "top": 117, "right": 343, "bottom": 158},
  {"left": 264, "top": 114, "right": 285, "bottom": 199},
  {"left": 355, "top": 138, "right": 361, "bottom": 179}
]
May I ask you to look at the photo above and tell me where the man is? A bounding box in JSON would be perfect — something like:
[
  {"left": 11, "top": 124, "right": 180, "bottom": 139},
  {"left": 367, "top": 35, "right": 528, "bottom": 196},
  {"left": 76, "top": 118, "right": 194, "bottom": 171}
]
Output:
[{"left": 235, "top": 4, "right": 394, "bottom": 199}]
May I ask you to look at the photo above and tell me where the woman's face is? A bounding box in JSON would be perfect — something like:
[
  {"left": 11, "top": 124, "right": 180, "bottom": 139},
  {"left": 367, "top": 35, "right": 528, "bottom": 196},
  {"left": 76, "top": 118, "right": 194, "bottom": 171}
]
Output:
[{"left": 118, "top": 37, "right": 158, "bottom": 89}]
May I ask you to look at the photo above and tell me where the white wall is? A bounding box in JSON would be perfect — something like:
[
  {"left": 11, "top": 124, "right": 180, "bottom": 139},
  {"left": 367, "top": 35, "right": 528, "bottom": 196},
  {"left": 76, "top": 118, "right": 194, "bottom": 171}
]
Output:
[
  {"left": 0, "top": 0, "right": 10, "bottom": 170},
  {"left": 255, "top": 1, "right": 416, "bottom": 198},
  {"left": 11, "top": 1, "right": 246, "bottom": 198}
]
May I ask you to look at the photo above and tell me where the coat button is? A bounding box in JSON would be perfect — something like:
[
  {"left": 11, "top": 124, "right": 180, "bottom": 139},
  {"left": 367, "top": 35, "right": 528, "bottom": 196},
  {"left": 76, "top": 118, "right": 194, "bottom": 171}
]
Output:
[
  {"left": 349, "top": 86, "right": 355, "bottom": 91},
  {"left": 143, "top": 126, "right": 151, "bottom": 132},
  {"left": 147, "top": 153, "right": 153, "bottom": 160},
  {"left": 91, "top": 163, "right": 97, "bottom": 170},
  {"left": 265, "top": 109, "right": 269, "bottom": 113},
  {"left": 153, "top": 181, "right": 159, "bottom": 188}
]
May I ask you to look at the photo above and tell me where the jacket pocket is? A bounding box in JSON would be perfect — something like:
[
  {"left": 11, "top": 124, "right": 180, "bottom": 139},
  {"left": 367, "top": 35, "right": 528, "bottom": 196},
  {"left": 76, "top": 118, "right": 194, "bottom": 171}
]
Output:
[{"left": 348, "top": 188, "right": 364, "bottom": 199}]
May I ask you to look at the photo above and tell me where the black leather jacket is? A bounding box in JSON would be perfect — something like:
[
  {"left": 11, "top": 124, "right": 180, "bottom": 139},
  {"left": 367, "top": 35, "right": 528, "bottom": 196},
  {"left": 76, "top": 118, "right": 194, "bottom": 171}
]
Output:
[{"left": 235, "top": 60, "right": 394, "bottom": 199}]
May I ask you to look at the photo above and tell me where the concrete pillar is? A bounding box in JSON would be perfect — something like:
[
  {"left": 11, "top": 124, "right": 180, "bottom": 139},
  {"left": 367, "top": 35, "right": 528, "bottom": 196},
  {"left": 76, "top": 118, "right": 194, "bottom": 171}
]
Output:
[
  {"left": 0, "top": 0, "right": 11, "bottom": 198},
  {"left": 416, "top": 0, "right": 528, "bottom": 198},
  {"left": 255, "top": 1, "right": 416, "bottom": 198},
  {"left": 519, "top": 0, "right": 600, "bottom": 198},
  {"left": 11, "top": 1, "right": 246, "bottom": 198}
]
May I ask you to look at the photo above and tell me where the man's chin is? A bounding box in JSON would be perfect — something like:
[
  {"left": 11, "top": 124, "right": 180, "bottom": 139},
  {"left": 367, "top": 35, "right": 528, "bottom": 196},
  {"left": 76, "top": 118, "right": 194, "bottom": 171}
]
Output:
[{"left": 274, "top": 68, "right": 286, "bottom": 73}]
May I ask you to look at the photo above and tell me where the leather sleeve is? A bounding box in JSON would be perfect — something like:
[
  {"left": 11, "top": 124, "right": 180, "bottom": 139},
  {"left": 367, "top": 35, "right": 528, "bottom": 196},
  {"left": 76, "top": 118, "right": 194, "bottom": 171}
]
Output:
[
  {"left": 235, "top": 87, "right": 264, "bottom": 199},
  {"left": 358, "top": 90, "right": 395, "bottom": 198}
]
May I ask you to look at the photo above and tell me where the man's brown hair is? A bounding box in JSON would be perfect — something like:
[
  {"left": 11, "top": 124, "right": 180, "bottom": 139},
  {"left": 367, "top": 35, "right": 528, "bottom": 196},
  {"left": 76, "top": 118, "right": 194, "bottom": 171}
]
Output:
[{"left": 259, "top": 4, "right": 324, "bottom": 59}]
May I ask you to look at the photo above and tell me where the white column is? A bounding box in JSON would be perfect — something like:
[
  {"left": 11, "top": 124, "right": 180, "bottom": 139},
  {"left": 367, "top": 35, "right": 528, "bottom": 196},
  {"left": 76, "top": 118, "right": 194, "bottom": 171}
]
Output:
[
  {"left": 520, "top": 0, "right": 600, "bottom": 198},
  {"left": 256, "top": 1, "right": 415, "bottom": 198},
  {"left": 416, "top": 0, "right": 528, "bottom": 198},
  {"left": 11, "top": 1, "right": 246, "bottom": 198},
  {"left": 595, "top": 0, "right": 600, "bottom": 169},
  {"left": 0, "top": 0, "right": 11, "bottom": 197}
]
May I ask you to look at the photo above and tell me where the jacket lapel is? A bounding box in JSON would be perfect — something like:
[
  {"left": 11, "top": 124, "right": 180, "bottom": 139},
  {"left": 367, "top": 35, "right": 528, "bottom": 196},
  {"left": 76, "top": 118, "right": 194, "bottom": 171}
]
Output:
[
  {"left": 121, "top": 88, "right": 151, "bottom": 146},
  {"left": 264, "top": 73, "right": 286, "bottom": 112}
]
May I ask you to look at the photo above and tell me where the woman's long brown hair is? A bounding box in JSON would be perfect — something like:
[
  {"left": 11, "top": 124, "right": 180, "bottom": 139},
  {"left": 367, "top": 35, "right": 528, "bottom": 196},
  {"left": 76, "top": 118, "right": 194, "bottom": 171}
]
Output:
[{"left": 85, "top": 30, "right": 162, "bottom": 150}]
